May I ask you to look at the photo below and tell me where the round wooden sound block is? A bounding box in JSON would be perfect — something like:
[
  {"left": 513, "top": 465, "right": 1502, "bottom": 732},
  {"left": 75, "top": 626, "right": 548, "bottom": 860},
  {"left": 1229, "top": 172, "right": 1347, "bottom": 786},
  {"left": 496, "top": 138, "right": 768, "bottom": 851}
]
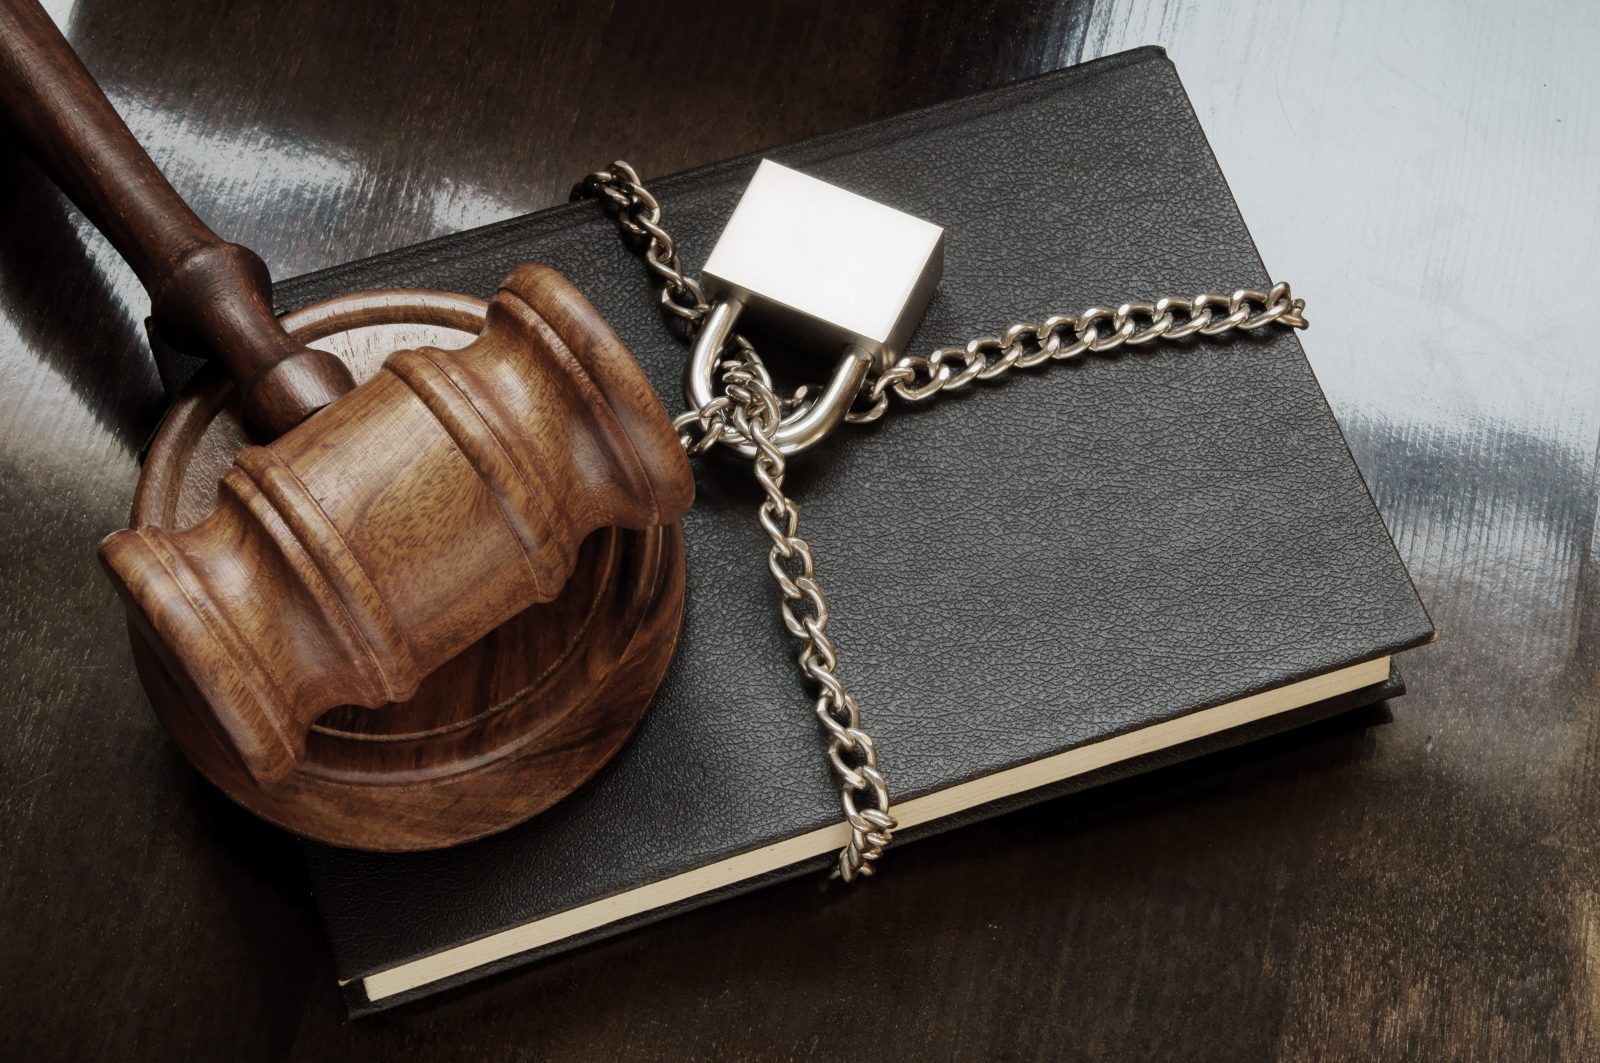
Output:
[{"left": 129, "top": 289, "right": 686, "bottom": 851}]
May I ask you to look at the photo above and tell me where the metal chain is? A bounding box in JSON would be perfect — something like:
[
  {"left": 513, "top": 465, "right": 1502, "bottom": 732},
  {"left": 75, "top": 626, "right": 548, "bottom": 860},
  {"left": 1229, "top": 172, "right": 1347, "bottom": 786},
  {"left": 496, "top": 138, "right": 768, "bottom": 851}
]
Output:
[
  {"left": 676, "top": 350, "right": 895, "bottom": 881},
  {"left": 572, "top": 161, "right": 1308, "bottom": 882},
  {"left": 846, "top": 284, "right": 1306, "bottom": 424},
  {"left": 571, "top": 161, "right": 710, "bottom": 334}
]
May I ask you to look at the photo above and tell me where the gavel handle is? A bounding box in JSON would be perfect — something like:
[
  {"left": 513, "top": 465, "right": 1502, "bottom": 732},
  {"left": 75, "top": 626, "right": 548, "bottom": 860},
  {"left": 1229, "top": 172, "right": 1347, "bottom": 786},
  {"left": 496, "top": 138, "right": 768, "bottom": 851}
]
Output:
[{"left": 0, "top": 0, "right": 353, "bottom": 438}]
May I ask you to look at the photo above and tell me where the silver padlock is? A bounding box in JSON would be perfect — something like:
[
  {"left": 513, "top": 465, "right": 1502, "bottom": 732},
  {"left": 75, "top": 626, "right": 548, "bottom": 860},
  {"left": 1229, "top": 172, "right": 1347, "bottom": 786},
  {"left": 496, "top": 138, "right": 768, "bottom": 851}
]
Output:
[{"left": 689, "top": 159, "right": 944, "bottom": 456}]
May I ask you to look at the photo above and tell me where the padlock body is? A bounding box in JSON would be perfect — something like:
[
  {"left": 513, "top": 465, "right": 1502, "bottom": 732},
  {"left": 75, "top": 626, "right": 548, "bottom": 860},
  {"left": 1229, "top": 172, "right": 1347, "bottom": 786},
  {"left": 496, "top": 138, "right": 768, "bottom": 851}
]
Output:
[{"left": 702, "top": 160, "right": 944, "bottom": 373}]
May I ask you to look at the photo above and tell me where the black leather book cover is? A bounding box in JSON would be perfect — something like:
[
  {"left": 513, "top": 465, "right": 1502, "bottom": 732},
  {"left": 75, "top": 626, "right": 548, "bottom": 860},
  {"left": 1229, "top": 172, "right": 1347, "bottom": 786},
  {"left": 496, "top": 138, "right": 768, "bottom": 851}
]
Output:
[{"left": 271, "top": 47, "right": 1434, "bottom": 1014}]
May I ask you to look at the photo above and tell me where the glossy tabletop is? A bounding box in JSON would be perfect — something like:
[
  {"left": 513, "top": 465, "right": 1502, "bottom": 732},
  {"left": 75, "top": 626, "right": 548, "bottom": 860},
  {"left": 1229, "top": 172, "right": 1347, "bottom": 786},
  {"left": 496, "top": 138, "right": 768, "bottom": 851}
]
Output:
[{"left": 1, "top": 0, "right": 1595, "bottom": 1059}]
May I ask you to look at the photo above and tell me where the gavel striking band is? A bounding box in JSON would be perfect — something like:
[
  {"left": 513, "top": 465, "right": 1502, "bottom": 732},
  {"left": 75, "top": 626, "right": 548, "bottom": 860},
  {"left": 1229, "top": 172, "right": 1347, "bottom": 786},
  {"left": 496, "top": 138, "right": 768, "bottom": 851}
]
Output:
[{"left": 100, "top": 264, "right": 695, "bottom": 787}]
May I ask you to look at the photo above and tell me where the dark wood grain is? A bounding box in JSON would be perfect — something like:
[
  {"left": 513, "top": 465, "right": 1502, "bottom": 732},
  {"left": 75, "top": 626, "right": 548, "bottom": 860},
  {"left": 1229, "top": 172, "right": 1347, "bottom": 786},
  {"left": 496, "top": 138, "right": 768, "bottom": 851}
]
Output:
[
  {"left": 0, "top": 0, "right": 355, "bottom": 437},
  {"left": 0, "top": 0, "right": 1594, "bottom": 1059}
]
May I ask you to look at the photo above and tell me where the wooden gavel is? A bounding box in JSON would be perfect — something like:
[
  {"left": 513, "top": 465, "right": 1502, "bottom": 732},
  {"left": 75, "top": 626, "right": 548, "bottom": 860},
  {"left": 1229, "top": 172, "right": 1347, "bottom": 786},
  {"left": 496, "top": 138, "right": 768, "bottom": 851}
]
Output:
[
  {"left": 101, "top": 268, "right": 693, "bottom": 785},
  {"left": 1, "top": 0, "right": 694, "bottom": 847}
]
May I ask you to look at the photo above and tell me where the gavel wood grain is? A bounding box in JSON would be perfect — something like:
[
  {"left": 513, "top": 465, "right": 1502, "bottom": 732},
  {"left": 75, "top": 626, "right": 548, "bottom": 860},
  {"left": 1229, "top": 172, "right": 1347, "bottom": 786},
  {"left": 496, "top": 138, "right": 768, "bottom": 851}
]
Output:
[{"left": 117, "top": 272, "right": 692, "bottom": 851}]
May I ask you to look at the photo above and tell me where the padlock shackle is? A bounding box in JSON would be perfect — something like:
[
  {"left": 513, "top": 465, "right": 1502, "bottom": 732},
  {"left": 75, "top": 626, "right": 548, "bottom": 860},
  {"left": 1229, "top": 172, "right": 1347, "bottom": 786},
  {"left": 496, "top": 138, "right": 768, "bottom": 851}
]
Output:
[{"left": 685, "top": 299, "right": 872, "bottom": 459}]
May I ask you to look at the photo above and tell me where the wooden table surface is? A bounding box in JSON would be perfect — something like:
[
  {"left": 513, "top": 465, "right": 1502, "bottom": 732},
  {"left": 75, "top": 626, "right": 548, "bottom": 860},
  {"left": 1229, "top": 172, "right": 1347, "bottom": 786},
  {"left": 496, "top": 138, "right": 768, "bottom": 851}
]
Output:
[{"left": 2, "top": 0, "right": 1595, "bottom": 1059}]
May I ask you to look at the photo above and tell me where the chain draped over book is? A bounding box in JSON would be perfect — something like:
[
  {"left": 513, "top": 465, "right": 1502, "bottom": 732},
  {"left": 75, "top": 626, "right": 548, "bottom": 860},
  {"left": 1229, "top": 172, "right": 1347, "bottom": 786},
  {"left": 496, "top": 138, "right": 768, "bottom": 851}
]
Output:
[{"left": 573, "top": 161, "right": 1308, "bottom": 882}]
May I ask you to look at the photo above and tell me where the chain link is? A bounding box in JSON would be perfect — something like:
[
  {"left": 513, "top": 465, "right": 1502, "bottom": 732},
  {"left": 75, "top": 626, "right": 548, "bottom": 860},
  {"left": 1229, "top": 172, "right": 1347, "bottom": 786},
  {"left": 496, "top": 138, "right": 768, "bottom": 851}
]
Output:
[
  {"left": 573, "top": 161, "right": 711, "bottom": 333},
  {"left": 573, "top": 161, "right": 1308, "bottom": 882},
  {"left": 846, "top": 286, "right": 1307, "bottom": 424}
]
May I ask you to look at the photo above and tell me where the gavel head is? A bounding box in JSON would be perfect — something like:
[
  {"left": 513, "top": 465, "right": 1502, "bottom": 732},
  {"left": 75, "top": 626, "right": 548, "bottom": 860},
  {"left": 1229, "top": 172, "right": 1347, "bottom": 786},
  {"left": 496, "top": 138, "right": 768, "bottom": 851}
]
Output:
[{"left": 100, "top": 263, "right": 694, "bottom": 835}]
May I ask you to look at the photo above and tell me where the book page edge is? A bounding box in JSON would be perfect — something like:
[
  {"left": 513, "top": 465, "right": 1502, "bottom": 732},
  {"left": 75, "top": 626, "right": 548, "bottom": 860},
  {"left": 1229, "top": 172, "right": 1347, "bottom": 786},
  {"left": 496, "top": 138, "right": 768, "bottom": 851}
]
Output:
[{"left": 361, "top": 655, "right": 1392, "bottom": 1001}]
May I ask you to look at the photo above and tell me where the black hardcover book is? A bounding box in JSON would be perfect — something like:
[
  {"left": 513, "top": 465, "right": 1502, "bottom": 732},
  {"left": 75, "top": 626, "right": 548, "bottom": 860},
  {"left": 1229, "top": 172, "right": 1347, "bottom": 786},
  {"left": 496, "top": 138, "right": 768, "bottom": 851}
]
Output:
[{"left": 269, "top": 47, "right": 1433, "bottom": 1014}]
